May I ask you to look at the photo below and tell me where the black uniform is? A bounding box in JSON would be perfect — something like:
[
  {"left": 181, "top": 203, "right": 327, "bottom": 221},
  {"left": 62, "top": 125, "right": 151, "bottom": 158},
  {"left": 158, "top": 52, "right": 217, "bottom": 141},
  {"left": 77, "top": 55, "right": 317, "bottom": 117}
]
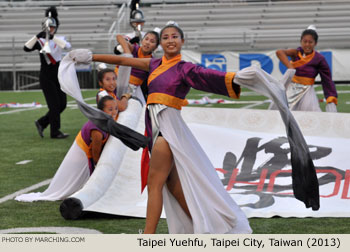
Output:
[{"left": 24, "top": 35, "right": 71, "bottom": 138}]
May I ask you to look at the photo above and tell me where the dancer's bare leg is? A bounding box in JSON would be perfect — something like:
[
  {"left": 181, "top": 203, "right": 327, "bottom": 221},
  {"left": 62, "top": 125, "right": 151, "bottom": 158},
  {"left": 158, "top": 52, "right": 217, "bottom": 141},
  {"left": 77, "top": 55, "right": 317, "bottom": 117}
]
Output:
[
  {"left": 167, "top": 166, "right": 191, "bottom": 219},
  {"left": 144, "top": 136, "right": 174, "bottom": 234}
]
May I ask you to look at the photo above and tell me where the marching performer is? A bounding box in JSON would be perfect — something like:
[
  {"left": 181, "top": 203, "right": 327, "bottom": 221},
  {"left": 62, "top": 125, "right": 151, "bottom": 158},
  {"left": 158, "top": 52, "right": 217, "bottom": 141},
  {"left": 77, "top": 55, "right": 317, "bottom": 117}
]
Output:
[
  {"left": 67, "top": 23, "right": 320, "bottom": 233},
  {"left": 72, "top": 24, "right": 252, "bottom": 234},
  {"left": 15, "top": 96, "right": 118, "bottom": 202},
  {"left": 274, "top": 25, "right": 338, "bottom": 112},
  {"left": 24, "top": 6, "right": 71, "bottom": 138},
  {"left": 124, "top": 0, "right": 146, "bottom": 43},
  {"left": 114, "top": 31, "right": 159, "bottom": 104},
  {"left": 95, "top": 67, "right": 130, "bottom": 108}
]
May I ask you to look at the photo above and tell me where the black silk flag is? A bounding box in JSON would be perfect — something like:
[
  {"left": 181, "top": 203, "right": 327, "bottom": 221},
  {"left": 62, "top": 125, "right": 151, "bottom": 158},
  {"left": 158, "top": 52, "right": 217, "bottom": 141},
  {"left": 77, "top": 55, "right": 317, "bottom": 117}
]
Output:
[{"left": 234, "top": 66, "right": 319, "bottom": 210}]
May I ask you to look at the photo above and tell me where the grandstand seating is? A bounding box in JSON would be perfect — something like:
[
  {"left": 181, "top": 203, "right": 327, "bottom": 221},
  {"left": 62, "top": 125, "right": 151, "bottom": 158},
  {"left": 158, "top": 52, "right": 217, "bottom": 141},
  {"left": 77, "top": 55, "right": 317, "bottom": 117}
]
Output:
[
  {"left": 0, "top": 1, "right": 121, "bottom": 71},
  {"left": 1, "top": 0, "right": 350, "bottom": 89},
  {"left": 142, "top": 0, "right": 350, "bottom": 52}
]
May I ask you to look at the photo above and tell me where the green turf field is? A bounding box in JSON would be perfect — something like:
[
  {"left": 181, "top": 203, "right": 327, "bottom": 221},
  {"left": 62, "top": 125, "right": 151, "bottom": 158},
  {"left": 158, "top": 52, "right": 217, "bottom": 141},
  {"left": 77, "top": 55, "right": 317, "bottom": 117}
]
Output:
[{"left": 0, "top": 86, "right": 350, "bottom": 234}]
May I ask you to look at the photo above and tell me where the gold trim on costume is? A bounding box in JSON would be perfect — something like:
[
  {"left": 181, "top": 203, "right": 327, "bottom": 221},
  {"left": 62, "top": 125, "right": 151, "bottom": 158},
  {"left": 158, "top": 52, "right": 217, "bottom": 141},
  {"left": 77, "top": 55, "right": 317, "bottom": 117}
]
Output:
[
  {"left": 225, "top": 72, "right": 240, "bottom": 99},
  {"left": 147, "top": 93, "right": 188, "bottom": 110},
  {"left": 292, "top": 76, "right": 315, "bottom": 85},
  {"left": 147, "top": 54, "right": 182, "bottom": 85},
  {"left": 291, "top": 51, "right": 315, "bottom": 68}
]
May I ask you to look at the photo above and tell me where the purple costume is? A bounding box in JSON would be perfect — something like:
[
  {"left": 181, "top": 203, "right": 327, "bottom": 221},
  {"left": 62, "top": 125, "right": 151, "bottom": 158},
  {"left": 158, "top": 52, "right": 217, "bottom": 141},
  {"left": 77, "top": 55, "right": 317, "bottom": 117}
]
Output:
[
  {"left": 75, "top": 121, "right": 109, "bottom": 174},
  {"left": 142, "top": 54, "right": 252, "bottom": 234},
  {"left": 291, "top": 47, "right": 337, "bottom": 101},
  {"left": 114, "top": 44, "right": 152, "bottom": 86},
  {"left": 144, "top": 54, "right": 239, "bottom": 152}
]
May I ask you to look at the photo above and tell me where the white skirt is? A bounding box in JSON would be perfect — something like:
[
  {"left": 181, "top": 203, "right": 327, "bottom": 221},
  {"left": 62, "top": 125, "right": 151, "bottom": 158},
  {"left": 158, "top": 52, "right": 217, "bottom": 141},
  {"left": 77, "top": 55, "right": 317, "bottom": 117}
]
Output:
[
  {"left": 130, "top": 84, "right": 146, "bottom": 106},
  {"left": 149, "top": 105, "right": 252, "bottom": 234},
  {"left": 286, "top": 82, "right": 321, "bottom": 112},
  {"left": 15, "top": 141, "right": 90, "bottom": 202}
]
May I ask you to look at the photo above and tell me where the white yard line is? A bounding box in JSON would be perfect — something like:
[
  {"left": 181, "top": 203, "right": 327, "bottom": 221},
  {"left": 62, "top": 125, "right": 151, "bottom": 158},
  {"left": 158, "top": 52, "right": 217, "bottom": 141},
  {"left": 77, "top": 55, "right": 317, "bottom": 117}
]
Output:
[
  {"left": 0, "top": 106, "right": 44, "bottom": 115},
  {"left": 316, "top": 90, "right": 350, "bottom": 94},
  {"left": 67, "top": 96, "right": 96, "bottom": 103},
  {"left": 222, "top": 100, "right": 269, "bottom": 104},
  {"left": 16, "top": 160, "right": 33, "bottom": 165},
  {"left": 0, "top": 179, "right": 51, "bottom": 204},
  {"left": 240, "top": 99, "right": 271, "bottom": 109},
  {"left": 0, "top": 97, "right": 96, "bottom": 115}
]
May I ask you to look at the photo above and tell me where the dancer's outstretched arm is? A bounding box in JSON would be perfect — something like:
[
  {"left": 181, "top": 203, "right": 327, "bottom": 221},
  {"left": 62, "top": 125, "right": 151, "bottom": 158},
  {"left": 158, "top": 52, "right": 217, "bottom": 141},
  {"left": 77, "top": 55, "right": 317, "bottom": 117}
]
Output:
[
  {"left": 68, "top": 49, "right": 151, "bottom": 71},
  {"left": 93, "top": 54, "right": 151, "bottom": 72}
]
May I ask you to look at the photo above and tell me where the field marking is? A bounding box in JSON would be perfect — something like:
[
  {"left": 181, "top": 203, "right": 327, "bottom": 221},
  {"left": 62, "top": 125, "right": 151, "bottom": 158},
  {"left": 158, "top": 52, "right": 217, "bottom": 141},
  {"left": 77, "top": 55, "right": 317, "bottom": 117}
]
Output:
[
  {"left": 0, "top": 227, "right": 102, "bottom": 234},
  {"left": 0, "top": 179, "right": 51, "bottom": 204},
  {"left": 1, "top": 89, "right": 350, "bottom": 116},
  {"left": 241, "top": 99, "right": 271, "bottom": 109},
  {"left": 67, "top": 96, "right": 96, "bottom": 103},
  {"left": 0, "top": 106, "right": 45, "bottom": 115},
  {"left": 0, "top": 97, "right": 96, "bottom": 115},
  {"left": 316, "top": 90, "right": 350, "bottom": 94},
  {"left": 16, "top": 160, "right": 33, "bottom": 165}
]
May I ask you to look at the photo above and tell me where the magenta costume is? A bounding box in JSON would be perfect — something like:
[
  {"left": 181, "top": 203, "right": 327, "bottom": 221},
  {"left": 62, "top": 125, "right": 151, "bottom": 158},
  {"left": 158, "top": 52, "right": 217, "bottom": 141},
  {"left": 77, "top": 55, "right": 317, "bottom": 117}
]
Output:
[
  {"left": 143, "top": 54, "right": 252, "bottom": 234},
  {"left": 115, "top": 44, "right": 152, "bottom": 86},
  {"left": 75, "top": 121, "right": 109, "bottom": 175},
  {"left": 130, "top": 44, "right": 152, "bottom": 85},
  {"left": 15, "top": 122, "right": 106, "bottom": 202},
  {"left": 144, "top": 54, "right": 240, "bottom": 151},
  {"left": 114, "top": 44, "right": 153, "bottom": 105},
  {"left": 292, "top": 47, "right": 337, "bottom": 100},
  {"left": 284, "top": 47, "right": 338, "bottom": 111}
]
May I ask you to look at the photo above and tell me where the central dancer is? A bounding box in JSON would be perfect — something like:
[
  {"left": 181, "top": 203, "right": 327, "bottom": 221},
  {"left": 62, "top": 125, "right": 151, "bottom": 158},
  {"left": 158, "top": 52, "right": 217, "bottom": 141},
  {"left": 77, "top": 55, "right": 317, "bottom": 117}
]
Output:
[{"left": 80, "top": 24, "right": 252, "bottom": 234}]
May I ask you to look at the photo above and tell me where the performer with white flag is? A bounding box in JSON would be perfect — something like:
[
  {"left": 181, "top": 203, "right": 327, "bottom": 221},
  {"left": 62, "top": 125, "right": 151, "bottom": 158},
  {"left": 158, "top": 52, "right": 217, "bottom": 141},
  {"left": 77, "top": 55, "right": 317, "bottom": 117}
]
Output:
[
  {"left": 114, "top": 31, "right": 159, "bottom": 105},
  {"left": 57, "top": 51, "right": 148, "bottom": 151},
  {"left": 64, "top": 23, "right": 319, "bottom": 234},
  {"left": 15, "top": 96, "right": 118, "bottom": 202},
  {"left": 56, "top": 50, "right": 150, "bottom": 219},
  {"left": 273, "top": 25, "right": 338, "bottom": 112}
]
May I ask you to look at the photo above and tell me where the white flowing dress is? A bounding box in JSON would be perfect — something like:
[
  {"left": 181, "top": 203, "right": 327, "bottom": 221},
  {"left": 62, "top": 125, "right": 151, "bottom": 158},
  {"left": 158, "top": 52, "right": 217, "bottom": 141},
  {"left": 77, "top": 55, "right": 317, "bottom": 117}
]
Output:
[
  {"left": 148, "top": 104, "right": 252, "bottom": 234},
  {"left": 15, "top": 141, "right": 90, "bottom": 202},
  {"left": 270, "top": 81, "right": 322, "bottom": 112}
]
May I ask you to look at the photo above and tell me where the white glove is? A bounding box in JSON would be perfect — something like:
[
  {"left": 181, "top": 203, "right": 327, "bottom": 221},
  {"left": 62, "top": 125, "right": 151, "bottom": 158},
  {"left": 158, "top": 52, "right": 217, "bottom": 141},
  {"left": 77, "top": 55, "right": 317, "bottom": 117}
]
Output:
[
  {"left": 68, "top": 49, "right": 92, "bottom": 64},
  {"left": 52, "top": 36, "right": 67, "bottom": 49},
  {"left": 24, "top": 36, "right": 38, "bottom": 49},
  {"left": 117, "top": 44, "right": 124, "bottom": 53}
]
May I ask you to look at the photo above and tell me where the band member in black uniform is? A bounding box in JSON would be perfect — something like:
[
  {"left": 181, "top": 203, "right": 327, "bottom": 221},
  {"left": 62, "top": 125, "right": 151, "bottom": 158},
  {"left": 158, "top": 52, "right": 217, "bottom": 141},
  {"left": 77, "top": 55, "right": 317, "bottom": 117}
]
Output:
[{"left": 24, "top": 6, "right": 71, "bottom": 139}]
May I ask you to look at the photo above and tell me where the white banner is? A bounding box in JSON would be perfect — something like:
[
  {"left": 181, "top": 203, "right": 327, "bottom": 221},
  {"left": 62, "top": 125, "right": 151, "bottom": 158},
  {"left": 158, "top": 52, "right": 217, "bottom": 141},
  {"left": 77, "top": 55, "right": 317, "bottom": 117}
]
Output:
[
  {"left": 85, "top": 108, "right": 350, "bottom": 218},
  {"left": 183, "top": 107, "right": 350, "bottom": 218},
  {"left": 182, "top": 49, "right": 350, "bottom": 82}
]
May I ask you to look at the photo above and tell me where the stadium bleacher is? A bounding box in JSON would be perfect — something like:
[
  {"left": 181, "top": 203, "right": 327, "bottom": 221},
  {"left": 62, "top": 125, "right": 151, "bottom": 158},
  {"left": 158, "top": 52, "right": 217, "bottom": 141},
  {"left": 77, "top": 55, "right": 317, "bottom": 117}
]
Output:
[
  {"left": 1, "top": 0, "right": 350, "bottom": 90},
  {"left": 142, "top": 0, "right": 350, "bottom": 51},
  {"left": 0, "top": 1, "right": 121, "bottom": 71},
  {"left": 0, "top": 0, "right": 124, "bottom": 89}
]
